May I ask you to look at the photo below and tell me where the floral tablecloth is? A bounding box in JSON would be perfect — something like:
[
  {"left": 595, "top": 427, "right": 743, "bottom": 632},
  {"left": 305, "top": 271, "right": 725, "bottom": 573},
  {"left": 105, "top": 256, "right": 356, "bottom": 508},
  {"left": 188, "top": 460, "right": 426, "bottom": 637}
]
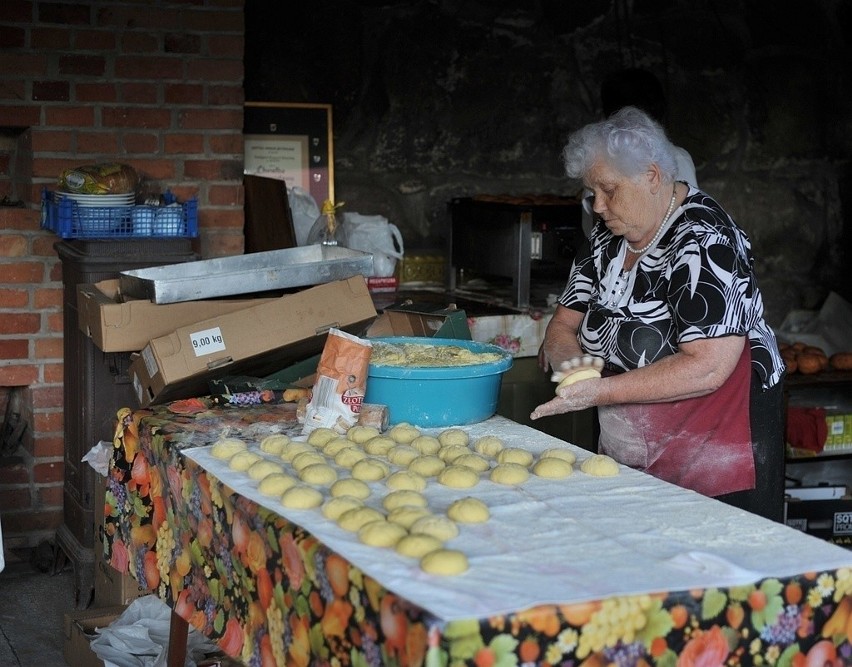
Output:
[{"left": 105, "top": 398, "right": 852, "bottom": 667}]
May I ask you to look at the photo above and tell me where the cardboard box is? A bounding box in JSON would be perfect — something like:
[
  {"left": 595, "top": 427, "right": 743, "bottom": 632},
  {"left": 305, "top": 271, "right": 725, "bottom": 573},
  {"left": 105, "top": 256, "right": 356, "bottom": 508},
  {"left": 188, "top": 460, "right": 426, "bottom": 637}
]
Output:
[
  {"left": 63, "top": 605, "right": 127, "bottom": 667},
  {"left": 78, "top": 279, "right": 277, "bottom": 352},
  {"left": 93, "top": 475, "right": 151, "bottom": 607},
  {"left": 366, "top": 304, "right": 471, "bottom": 340},
  {"left": 825, "top": 413, "right": 852, "bottom": 451},
  {"left": 785, "top": 498, "right": 852, "bottom": 549},
  {"left": 130, "top": 277, "right": 377, "bottom": 407}
]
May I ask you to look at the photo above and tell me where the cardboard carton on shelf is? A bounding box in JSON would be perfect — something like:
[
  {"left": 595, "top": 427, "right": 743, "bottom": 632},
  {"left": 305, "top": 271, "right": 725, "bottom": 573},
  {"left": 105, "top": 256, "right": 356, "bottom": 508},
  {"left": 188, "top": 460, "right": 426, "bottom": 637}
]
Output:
[
  {"left": 78, "top": 279, "right": 276, "bottom": 353},
  {"left": 130, "top": 276, "right": 377, "bottom": 407},
  {"left": 785, "top": 497, "right": 852, "bottom": 550}
]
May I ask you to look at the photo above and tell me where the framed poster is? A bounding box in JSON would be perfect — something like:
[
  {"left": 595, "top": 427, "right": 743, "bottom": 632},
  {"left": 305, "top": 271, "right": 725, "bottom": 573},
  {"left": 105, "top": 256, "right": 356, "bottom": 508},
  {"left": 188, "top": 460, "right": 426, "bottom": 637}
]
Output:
[{"left": 243, "top": 102, "right": 334, "bottom": 205}]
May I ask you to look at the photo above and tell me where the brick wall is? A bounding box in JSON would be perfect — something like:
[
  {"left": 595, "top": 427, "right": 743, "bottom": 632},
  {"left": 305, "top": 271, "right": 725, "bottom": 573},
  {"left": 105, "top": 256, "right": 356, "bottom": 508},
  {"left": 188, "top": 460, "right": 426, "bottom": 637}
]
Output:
[{"left": 0, "top": 0, "right": 245, "bottom": 555}]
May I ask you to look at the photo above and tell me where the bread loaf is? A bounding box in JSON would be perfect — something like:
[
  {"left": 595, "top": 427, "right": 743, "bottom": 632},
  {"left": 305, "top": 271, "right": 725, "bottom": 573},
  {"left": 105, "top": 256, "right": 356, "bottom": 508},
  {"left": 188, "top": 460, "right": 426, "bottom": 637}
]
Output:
[
  {"left": 796, "top": 353, "right": 824, "bottom": 375},
  {"left": 829, "top": 352, "right": 852, "bottom": 371}
]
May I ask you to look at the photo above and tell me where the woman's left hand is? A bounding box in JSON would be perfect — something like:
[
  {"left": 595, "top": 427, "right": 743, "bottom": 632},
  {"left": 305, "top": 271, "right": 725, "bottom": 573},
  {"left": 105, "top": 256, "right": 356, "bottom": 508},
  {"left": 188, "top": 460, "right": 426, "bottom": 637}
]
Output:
[{"left": 530, "top": 377, "right": 600, "bottom": 419}]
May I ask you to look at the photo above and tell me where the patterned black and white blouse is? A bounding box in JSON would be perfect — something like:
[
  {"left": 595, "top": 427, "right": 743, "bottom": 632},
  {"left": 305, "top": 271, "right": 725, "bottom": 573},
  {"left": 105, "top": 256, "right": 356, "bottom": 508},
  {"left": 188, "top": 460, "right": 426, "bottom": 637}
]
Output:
[{"left": 558, "top": 184, "right": 784, "bottom": 389}]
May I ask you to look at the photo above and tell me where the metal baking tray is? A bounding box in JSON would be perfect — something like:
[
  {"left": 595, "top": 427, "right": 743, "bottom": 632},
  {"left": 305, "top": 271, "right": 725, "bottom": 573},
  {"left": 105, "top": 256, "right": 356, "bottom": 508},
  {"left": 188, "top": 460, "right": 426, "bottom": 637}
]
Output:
[{"left": 118, "top": 245, "right": 374, "bottom": 304}]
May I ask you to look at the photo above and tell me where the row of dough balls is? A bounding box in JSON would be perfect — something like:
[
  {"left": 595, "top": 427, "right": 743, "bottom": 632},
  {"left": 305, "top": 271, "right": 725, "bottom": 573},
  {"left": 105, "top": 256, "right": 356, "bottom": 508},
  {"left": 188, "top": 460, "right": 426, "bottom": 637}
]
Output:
[{"left": 208, "top": 426, "right": 619, "bottom": 575}]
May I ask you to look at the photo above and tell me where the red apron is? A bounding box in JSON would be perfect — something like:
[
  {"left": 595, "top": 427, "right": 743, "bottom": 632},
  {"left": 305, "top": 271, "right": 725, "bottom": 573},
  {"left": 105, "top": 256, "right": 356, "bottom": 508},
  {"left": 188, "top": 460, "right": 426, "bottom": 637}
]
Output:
[{"left": 598, "top": 343, "right": 754, "bottom": 497}]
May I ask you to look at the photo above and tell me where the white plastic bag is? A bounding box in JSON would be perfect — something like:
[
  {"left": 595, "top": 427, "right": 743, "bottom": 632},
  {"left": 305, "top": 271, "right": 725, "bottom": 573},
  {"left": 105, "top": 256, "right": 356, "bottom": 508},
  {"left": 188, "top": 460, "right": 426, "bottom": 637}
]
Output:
[
  {"left": 342, "top": 212, "right": 404, "bottom": 277},
  {"left": 288, "top": 186, "right": 320, "bottom": 246},
  {"left": 88, "top": 596, "right": 218, "bottom": 667}
]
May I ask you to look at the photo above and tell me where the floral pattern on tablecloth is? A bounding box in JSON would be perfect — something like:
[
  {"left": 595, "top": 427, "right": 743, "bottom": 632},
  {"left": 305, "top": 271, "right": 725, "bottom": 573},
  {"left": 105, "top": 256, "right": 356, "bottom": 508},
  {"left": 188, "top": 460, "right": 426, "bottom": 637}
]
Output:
[{"left": 105, "top": 401, "right": 852, "bottom": 667}]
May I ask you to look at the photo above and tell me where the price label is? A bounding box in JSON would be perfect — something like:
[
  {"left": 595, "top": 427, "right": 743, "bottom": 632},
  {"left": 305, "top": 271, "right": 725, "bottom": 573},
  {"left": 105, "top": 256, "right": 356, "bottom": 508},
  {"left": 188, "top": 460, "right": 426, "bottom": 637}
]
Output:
[{"left": 190, "top": 327, "right": 226, "bottom": 357}]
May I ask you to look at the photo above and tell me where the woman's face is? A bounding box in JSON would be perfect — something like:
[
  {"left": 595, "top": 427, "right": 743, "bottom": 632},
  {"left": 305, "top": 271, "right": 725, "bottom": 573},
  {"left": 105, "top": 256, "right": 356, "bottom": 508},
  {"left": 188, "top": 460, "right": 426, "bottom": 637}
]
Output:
[{"left": 585, "top": 159, "right": 656, "bottom": 240}]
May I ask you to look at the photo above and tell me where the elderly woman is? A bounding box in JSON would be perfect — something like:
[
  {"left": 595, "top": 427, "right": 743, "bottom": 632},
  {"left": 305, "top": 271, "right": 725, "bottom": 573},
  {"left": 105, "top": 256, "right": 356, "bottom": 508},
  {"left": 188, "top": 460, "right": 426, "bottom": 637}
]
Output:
[{"left": 532, "top": 106, "right": 786, "bottom": 521}]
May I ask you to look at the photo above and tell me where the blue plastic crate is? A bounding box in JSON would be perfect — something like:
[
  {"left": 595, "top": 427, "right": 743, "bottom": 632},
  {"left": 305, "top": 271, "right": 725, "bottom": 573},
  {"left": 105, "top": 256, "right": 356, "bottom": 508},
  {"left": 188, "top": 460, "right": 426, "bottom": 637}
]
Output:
[{"left": 41, "top": 190, "right": 198, "bottom": 239}]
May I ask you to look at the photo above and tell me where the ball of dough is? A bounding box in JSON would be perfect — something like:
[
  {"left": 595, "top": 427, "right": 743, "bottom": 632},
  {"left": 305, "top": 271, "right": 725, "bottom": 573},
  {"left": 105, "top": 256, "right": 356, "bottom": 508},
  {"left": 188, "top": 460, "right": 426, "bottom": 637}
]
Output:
[
  {"left": 351, "top": 458, "right": 390, "bottom": 481},
  {"left": 257, "top": 472, "right": 299, "bottom": 496},
  {"left": 321, "top": 495, "right": 363, "bottom": 520},
  {"left": 280, "top": 441, "right": 316, "bottom": 462},
  {"left": 247, "top": 459, "right": 285, "bottom": 481},
  {"left": 387, "top": 444, "right": 419, "bottom": 466},
  {"left": 420, "top": 549, "right": 468, "bottom": 576},
  {"left": 291, "top": 451, "right": 326, "bottom": 472},
  {"left": 408, "top": 455, "right": 446, "bottom": 477},
  {"left": 258, "top": 434, "right": 290, "bottom": 456},
  {"left": 347, "top": 424, "right": 380, "bottom": 444},
  {"left": 358, "top": 520, "right": 407, "bottom": 548},
  {"left": 322, "top": 437, "right": 356, "bottom": 457},
  {"left": 363, "top": 436, "right": 397, "bottom": 456},
  {"left": 385, "top": 470, "right": 427, "bottom": 492},
  {"left": 473, "top": 435, "right": 504, "bottom": 457},
  {"left": 410, "top": 435, "right": 441, "bottom": 455},
  {"left": 330, "top": 477, "right": 371, "bottom": 500},
  {"left": 556, "top": 367, "right": 601, "bottom": 391},
  {"left": 387, "top": 505, "right": 432, "bottom": 529},
  {"left": 228, "top": 450, "right": 262, "bottom": 471},
  {"left": 490, "top": 462, "right": 530, "bottom": 485},
  {"left": 395, "top": 533, "right": 443, "bottom": 559},
  {"left": 540, "top": 447, "right": 577, "bottom": 465},
  {"left": 410, "top": 515, "right": 459, "bottom": 541},
  {"left": 438, "top": 428, "right": 469, "bottom": 447},
  {"left": 437, "top": 465, "right": 480, "bottom": 489},
  {"left": 447, "top": 497, "right": 490, "bottom": 524},
  {"left": 306, "top": 427, "right": 338, "bottom": 447},
  {"left": 211, "top": 437, "right": 247, "bottom": 460},
  {"left": 438, "top": 444, "right": 470, "bottom": 462},
  {"left": 382, "top": 489, "right": 428, "bottom": 511},
  {"left": 299, "top": 463, "right": 338, "bottom": 485},
  {"left": 497, "top": 447, "right": 534, "bottom": 467},
  {"left": 454, "top": 453, "right": 491, "bottom": 473},
  {"left": 580, "top": 454, "right": 620, "bottom": 477},
  {"left": 338, "top": 506, "right": 385, "bottom": 532},
  {"left": 388, "top": 423, "right": 420, "bottom": 444},
  {"left": 532, "top": 457, "right": 573, "bottom": 479},
  {"left": 280, "top": 485, "right": 324, "bottom": 509},
  {"left": 335, "top": 447, "right": 368, "bottom": 469}
]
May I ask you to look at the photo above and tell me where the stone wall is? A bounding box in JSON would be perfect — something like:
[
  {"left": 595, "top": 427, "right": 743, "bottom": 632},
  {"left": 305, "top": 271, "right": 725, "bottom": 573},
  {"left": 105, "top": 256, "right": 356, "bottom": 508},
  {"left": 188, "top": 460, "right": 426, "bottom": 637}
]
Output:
[{"left": 247, "top": 0, "right": 851, "bottom": 325}]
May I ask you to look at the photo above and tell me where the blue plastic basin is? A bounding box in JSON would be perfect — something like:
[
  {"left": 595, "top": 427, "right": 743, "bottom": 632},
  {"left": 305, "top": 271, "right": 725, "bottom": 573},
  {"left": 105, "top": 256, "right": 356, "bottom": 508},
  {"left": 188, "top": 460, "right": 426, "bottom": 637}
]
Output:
[{"left": 364, "top": 336, "right": 513, "bottom": 427}]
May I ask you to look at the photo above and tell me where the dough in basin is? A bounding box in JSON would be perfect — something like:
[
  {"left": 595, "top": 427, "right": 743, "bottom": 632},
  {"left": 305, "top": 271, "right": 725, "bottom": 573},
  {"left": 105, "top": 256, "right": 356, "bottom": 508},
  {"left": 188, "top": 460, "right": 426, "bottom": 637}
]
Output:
[
  {"left": 420, "top": 549, "right": 468, "bottom": 576},
  {"left": 395, "top": 533, "right": 443, "bottom": 558},
  {"left": 437, "top": 465, "right": 480, "bottom": 489},
  {"left": 580, "top": 454, "right": 620, "bottom": 477},
  {"left": 447, "top": 496, "right": 490, "bottom": 523},
  {"left": 532, "top": 457, "right": 573, "bottom": 479},
  {"left": 330, "top": 477, "right": 371, "bottom": 499},
  {"left": 490, "top": 462, "right": 530, "bottom": 485},
  {"left": 358, "top": 520, "right": 407, "bottom": 548},
  {"left": 211, "top": 438, "right": 247, "bottom": 460},
  {"left": 280, "top": 485, "right": 324, "bottom": 509}
]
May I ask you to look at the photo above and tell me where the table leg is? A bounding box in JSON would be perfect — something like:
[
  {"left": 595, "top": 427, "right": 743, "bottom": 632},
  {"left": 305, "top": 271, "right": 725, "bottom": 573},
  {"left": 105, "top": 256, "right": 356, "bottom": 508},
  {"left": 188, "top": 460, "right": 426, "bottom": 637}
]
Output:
[{"left": 168, "top": 609, "right": 189, "bottom": 667}]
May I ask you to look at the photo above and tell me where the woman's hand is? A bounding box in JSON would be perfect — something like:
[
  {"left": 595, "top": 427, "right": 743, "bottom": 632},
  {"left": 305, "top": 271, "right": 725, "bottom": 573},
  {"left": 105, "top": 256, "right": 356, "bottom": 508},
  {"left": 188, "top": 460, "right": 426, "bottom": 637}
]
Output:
[{"left": 530, "top": 374, "right": 601, "bottom": 418}]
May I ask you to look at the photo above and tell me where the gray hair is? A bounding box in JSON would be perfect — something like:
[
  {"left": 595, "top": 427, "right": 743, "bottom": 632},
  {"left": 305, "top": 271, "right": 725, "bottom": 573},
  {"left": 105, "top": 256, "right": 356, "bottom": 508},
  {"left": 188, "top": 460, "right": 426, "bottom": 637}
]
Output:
[{"left": 562, "top": 106, "right": 678, "bottom": 181}]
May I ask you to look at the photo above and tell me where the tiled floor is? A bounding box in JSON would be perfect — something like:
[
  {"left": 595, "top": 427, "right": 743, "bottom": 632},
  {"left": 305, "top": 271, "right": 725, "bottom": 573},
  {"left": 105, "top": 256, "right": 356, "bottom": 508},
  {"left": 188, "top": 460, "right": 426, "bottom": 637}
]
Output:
[{"left": 0, "top": 556, "right": 75, "bottom": 666}]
